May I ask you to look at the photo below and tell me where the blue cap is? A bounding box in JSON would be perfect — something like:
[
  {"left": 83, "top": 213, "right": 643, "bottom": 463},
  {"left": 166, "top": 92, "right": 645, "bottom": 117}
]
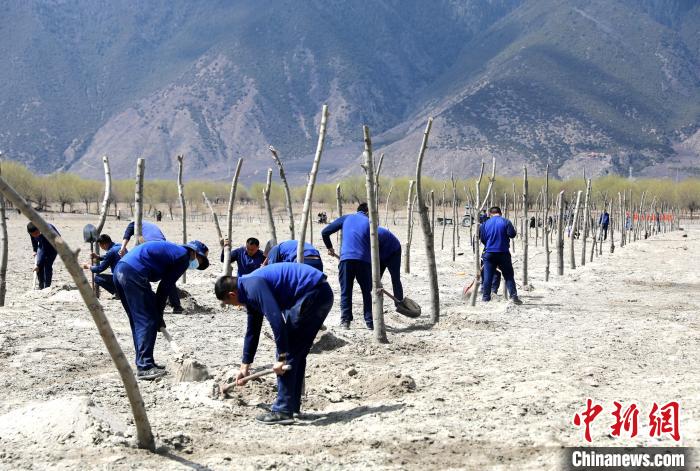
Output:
[{"left": 183, "top": 240, "right": 210, "bottom": 270}]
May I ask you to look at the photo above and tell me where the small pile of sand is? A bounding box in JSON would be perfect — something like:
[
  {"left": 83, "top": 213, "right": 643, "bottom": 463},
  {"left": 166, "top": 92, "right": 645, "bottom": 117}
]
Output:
[
  {"left": 173, "top": 289, "right": 216, "bottom": 314},
  {"left": 310, "top": 331, "right": 348, "bottom": 354},
  {"left": 351, "top": 372, "right": 417, "bottom": 399},
  {"left": 0, "top": 396, "right": 126, "bottom": 447}
]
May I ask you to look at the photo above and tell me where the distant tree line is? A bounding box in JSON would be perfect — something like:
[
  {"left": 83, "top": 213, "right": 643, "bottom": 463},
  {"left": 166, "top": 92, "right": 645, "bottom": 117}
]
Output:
[{"left": 1, "top": 160, "right": 698, "bottom": 218}]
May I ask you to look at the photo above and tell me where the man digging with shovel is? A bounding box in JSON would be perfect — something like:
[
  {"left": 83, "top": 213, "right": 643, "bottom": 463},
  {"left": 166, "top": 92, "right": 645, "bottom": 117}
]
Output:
[
  {"left": 215, "top": 262, "right": 334, "bottom": 425},
  {"left": 113, "top": 240, "right": 210, "bottom": 380}
]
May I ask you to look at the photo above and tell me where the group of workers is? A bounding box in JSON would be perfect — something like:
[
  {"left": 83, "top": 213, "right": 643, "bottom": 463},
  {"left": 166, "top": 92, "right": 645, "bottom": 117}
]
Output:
[{"left": 26, "top": 201, "right": 522, "bottom": 424}]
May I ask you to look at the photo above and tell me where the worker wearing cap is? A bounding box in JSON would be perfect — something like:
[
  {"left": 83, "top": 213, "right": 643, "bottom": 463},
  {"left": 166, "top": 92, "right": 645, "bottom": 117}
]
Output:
[
  {"left": 480, "top": 206, "right": 522, "bottom": 305},
  {"left": 113, "top": 240, "right": 210, "bottom": 380},
  {"left": 215, "top": 262, "right": 333, "bottom": 425},
  {"left": 27, "top": 222, "right": 60, "bottom": 289},
  {"left": 118, "top": 220, "right": 184, "bottom": 313},
  {"left": 263, "top": 240, "right": 324, "bottom": 272},
  {"left": 220, "top": 237, "right": 265, "bottom": 276},
  {"left": 82, "top": 234, "right": 123, "bottom": 297},
  {"left": 378, "top": 227, "right": 403, "bottom": 307},
  {"left": 321, "top": 203, "right": 372, "bottom": 330}
]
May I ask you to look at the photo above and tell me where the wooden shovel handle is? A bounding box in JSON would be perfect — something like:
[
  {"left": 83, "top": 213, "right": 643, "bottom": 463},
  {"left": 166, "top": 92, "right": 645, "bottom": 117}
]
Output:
[{"left": 220, "top": 365, "right": 292, "bottom": 395}]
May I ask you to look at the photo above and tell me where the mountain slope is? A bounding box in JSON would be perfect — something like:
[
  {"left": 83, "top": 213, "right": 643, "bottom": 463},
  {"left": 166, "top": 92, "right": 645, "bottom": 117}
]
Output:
[
  {"left": 355, "top": 0, "right": 700, "bottom": 180},
  {"left": 0, "top": 0, "right": 699, "bottom": 182}
]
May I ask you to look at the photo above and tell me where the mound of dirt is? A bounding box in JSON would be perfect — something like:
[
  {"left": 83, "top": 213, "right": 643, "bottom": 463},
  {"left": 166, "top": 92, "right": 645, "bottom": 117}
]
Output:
[
  {"left": 174, "top": 358, "right": 211, "bottom": 382},
  {"left": 0, "top": 396, "right": 126, "bottom": 447},
  {"left": 310, "top": 331, "right": 348, "bottom": 354},
  {"left": 173, "top": 289, "right": 216, "bottom": 314},
  {"left": 351, "top": 372, "right": 417, "bottom": 399}
]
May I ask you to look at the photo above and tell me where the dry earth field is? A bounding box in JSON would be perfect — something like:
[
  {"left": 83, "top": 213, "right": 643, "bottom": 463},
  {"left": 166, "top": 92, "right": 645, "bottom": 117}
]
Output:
[{"left": 0, "top": 211, "right": 697, "bottom": 470}]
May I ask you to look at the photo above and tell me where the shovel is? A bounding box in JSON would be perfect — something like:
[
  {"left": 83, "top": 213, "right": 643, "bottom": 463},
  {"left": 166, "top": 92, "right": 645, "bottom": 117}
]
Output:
[
  {"left": 82, "top": 224, "right": 99, "bottom": 297},
  {"left": 382, "top": 289, "right": 421, "bottom": 318},
  {"left": 160, "top": 327, "right": 210, "bottom": 382},
  {"left": 215, "top": 365, "right": 292, "bottom": 399}
]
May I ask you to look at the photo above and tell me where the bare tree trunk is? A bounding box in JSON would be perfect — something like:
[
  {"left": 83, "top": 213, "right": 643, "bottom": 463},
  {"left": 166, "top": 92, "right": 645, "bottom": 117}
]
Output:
[
  {"left": 203, "top": 192, "right": 223, "bottom": 242},
  {"left": 414, "top": 118, "right": 439, "bottom": 323},
  {"left": 610, "top": 198, "right": 616, "bottom": 253},
  {"left": 580, "top": 179, "right": 591, "bottom": 267},
  {"left": 222, "top": 159, "right": 243, "bottom": 277},
  {"left": 134, "top": 158, "right": 145, "bottom": 244},
  {"left": 176, "top": 155, "right": 187, "bottom": 283},
  {"left": 309, "top": 202, "right": 313, "bottom": 245},
  {"left": 375, "top": 152, "right": 384, "bottom": 209},
  {"left": 544, "top": 164, "right": 550, "bottom": 282},
  {"left": 522, "top": 165, "right": 528, "bottom": 287},
  {"left": 440, "top": 183, "right": 447, "bottom": 250},
  {"left": 0, "top": 175, "right": 155, "bottom": 450},
  {"left": 93, "top": 156, "right": 113, "bottom": 298},
  {"left": 569, "top": 190, "right": 582, "bottom": 270},
  {"left": 451, "top": 176, "right": 457, "bottom": 262},
  {"left": 0, "top": 158, "right": 8, "bottom": 306},
  {"left": 96, "top": 156, "right": 112, "bottom": 235},
  {"left": 362, "top": 126, "right": 388, "bottom": 343},
  {"left": 403, "top": 180, "right": 415, "bottom": 274},
  {"left": 620, "top": 191, "right": 626, "bottom": 247},
  {"left": 430, "top": 190, "right": 435, "bottom": 236},
  {"left": 383, "top": 184, "right": 392, "bottom": 227},
  {"left": 263, "top": 168, "right": 277, "bottom": 246},
  {"left": 556, "top": 190, "right": 565, "bottom": 276},
  {"left": 297, "top": 105, "right": 328, "bottom": 263},
  {"left": 269, "top": 146, "right": 295, "bottom": 239},
  {"left": 336, "top": 184, "right": 343, "bottom": 251}
]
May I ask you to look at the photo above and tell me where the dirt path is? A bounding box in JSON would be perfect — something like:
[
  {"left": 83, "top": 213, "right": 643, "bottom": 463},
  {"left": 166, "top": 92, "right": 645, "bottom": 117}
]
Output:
[{"left": 0, "top": 213, "right": 696, "bottom": 470}]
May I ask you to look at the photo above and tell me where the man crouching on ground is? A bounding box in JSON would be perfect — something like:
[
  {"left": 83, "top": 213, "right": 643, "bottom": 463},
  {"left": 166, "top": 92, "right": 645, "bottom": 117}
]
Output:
[{"left": 215, "top": 262, "right": 334, "bottom": 425}]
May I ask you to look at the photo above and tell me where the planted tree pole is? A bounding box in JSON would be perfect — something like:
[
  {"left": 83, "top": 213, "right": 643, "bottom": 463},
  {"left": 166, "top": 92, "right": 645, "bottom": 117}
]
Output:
[
  {"left": 440, "top": 183, "right": 447, "bottom": 250},
  {"left": 383, "top": 184, "right": 393, "bottom": 227},
  {"left": 202, "top": 192, "right": 223, "bottom": 243},
  {"left": 569, "top": 190, "right": 582, "bottom": 270},
  {"left": 297, "top": 104, "right": 328, "bottom": 263},
  {"left": 176, "top": 155, "right": 187, "bottom": 283},
  {"left": 403, "top": 180, "right": 415, "bottom": 274},
  {"left": 134, "top": 158, "right": 145, "bottom": 244},
  {"left": 580, "top": 179, "right": 591, "bottom": 267},
  {"left": 430, "top": 190, "right": 435, "bottom": 236},
  {"left": 263, "top": 168, "right": 277, "bottom": 246},
  {"left": 336, "top": 184, "right": 343, "bottom": 249},
  {"left": 522, "top": 165, "right": 528, "bottom": 287},
  {"left": 375, "top": 152, "right": 384, "bottom": 209},
  {"left": 0, "top": 157, "right": 7, "bottom": 306},
  {"left": 95, "top": 156, "right": 112, "bottom": 235},
  {"left": 222, "top": 158, "right": 243, "bottom": 277},
  {"left": 556, "top": 190, "right": 565, "bottom": 276},
  {"left": 269, "top": 146, "right": 295, "bottom": 239},
  {"left": 362, "top": 125, "right": 388, "bottom": 343},
  {"left": 451, "top": 175, "right": 457, "bottom": 262},
  {"left": 611, "top": 197, "right": 617, "bottom": 253},
  {"left": 0, "top": 175, "right": 155, "bottom": 450},
  {"left": 544, "top": 164, "right": 550, "bottom": 282},
  {"left": 414, "top": 118, "right": 440, "bottom": 323}
]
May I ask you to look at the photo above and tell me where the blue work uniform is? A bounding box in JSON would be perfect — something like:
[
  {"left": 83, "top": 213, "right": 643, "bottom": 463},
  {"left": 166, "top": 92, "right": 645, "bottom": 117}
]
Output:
[
  {"left": 378, "top": 227, "right": 403, "bottom": 306},
  {"left": 479, "top": 215, "right": 517, "bottom": 301},
  {"left": 122, "top": 221, "right": 181, "bottom": 309},
  {"left": 31, "top": 224, "right": 60, "bottom": 289},
  {"left": 238, "top": 263, "right": 333, "bottom": 414},
  {"left": 221, "top": 246, "right": 265, "bottom": 276},
  {"left": 266, "top": 240, "right": 323, "bottom": 272},
  {"left": 321, "top": 212, "right": 372, "bottom": 326},
  {"left": 112, "top": 241, "right": 190, "bottom": 370},
  {"left": 122, "top": 221, "right": 166, "bottom": 242},
  {"left": 90, "top": 243, "right": 123, "bottom": 295}
]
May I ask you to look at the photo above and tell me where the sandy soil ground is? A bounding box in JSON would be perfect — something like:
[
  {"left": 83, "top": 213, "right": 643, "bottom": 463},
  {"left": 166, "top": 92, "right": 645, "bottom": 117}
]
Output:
[{"left": 0, "top": 210, "right": 697, "bottom": 470}]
